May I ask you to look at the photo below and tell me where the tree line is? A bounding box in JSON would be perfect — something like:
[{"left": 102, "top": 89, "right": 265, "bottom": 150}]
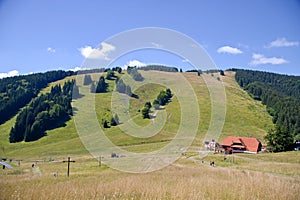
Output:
[
  {"left": 234, "top": 69, "right": 300, "bottom": 151},
  {"left": 186, "top": 69, "right": 203, "bottom": 76},
  {"left": 9, "top": 80, "right": 78, "bottom": 142},
  {"left": 76, "top": 67, "right": 122, "bottom": 75},
  {"left": 139, "top": 65, "right": 178, "bottom": 72},
  {"left": 233, "top": 69, "right": 300, "bottom": 99},
  {"left": 0, "top": 70, "right": 74, "bottom": 125}
]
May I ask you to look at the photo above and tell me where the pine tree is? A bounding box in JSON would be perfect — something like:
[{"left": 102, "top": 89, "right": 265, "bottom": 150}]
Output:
[
  {"left": 106, "top": 70, "right": 115, "bottom": 80},
  {"left": 166, "top": 88, "right": 172, "bottom": 99},
  {"left": 110, "top": 114, "right": 119, "bottom": 126},
  {"left": 127, "top": 66, "right": 144, "bottom": 81},
  {"left": 265, "top": 125, "right": 294, "bottom": 152},
  {"left": 72, "top": 82, "right": 80, "bottom": 98},
  {"left": 145, "top": 102, "right": 152, "bottom": 109},
  {"left": 142, "top": 107, "right": 150, "bottom": 119},
  {"left": 83, "top": 74, "right": 92, "bottom": 85},
  {"left": 125, "top": 85, "right": 132, "bottom": 96},
  {"left": 103, "top": 119, "right": 109, "bottom": 128},
  {"left": 96, "top": 76, "right": 107, "bottom": 93},
  {"left": 153, "top": 99, "right": 160, "bottom": 110},
  {"left": 116, "top": 78, "right": 126, "bottom": 93},
  {"left": 117, "top": 67, "right": 122, "bottom": 74}
]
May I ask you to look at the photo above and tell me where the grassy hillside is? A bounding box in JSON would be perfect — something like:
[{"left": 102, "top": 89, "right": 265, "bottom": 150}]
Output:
[
  {"left": 0, "top": 70, "right": 299, "bottom": 199},
  {"left": 221, "top": 71, "right": 274, "bottom": 141},
  {"left": 0, "top": 71, "right": 274, "bottom": 158},
  {"left": 184, "top": 71, "right": 273, "bottom": 145}
]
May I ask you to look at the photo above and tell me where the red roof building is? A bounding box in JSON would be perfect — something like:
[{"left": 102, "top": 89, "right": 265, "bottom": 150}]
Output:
[{"left": 221, "top": 136, "right": 262, "bottom": 153}]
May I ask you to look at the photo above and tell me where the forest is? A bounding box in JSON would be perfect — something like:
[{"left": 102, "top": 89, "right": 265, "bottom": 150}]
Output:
[
  {"left": 0, "top": 70, "right": 74, "bottom": 125},
  {"left": 139, "top": 65, "right": 178, "bottom": 72},
  {"left": 234, "top": 69, "right": 300, "bottom": 151},
  {"left": 9, "top": 80, "right": 78, "bottom": 142}
]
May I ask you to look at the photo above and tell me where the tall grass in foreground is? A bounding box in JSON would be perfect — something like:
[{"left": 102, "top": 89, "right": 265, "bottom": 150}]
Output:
[{"left": 1, "top": 163, "right": 299, "bottom": 199}]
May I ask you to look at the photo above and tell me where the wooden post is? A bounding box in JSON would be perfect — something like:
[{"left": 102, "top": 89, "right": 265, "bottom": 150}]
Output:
[
  {"left": 16, "top": 159, "right": 22, "bottom": 167},
  {"left": 63, "top": 157, "right": 75, "bottom": 177}
]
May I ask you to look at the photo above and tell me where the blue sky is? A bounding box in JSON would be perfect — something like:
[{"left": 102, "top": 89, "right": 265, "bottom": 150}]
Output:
[{"left": 0, "top": 0, "right": 299, "bottom": 78}]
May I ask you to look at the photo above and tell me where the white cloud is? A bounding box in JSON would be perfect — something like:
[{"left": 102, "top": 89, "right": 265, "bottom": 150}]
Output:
[
  {"left": 122, "top": 60, "right": 147, "bottom": 69},
  {"left": 249, "top": 53, "right": 288, "bottom": 66},
  {"left": 217, "top": 46, "right": 243, "bottom": 54},
  {"left": 79, "top": 42, "right": 115, "bottom": 60},
  {"left": 0, "top": 70, "right": 19, "bottom": 79},
  {"left": 47, "top": 47, "right": 56, "bottom": 53},
  {"left": 266, "top": 38, "right": 299, "bottom": 48}
]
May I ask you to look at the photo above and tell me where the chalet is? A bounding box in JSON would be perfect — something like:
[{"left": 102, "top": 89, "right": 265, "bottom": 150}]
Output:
[{"left": 221, "top": 136, "right": 262, "bottom": 154}]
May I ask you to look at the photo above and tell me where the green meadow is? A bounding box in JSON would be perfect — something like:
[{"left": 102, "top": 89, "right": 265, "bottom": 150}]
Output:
[{"left": 0, "top": 71, "right": 299, "bottom": 199}]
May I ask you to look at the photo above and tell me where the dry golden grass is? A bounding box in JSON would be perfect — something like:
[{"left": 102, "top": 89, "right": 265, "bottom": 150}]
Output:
[
  {"left": 1, "top": 156, "right": 300, "bottom": 200},
  {"left": 199, "top": 152, "right": 300, "bottom": 177}
]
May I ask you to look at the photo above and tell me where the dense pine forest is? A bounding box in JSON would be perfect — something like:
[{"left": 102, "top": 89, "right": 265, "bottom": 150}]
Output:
[
  {"left": 9, "top": 80, "right": 78, "bottom": 142},
  {"left": 234, "top": 69, "right": 300, "bottom": 151},
  {"left": 0, "top": 70, "right": 75, "bottom": 125}
]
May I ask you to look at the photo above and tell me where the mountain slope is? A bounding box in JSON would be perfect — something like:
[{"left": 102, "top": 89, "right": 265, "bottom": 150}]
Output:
[
  {"left": 234, "top": 69, "right": 300, "bottom": 151},
  {"left": 0, "top": 71, "right": 274, "bottom": 159}
]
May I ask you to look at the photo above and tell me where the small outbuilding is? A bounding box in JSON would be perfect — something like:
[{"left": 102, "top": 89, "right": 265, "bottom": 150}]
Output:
[{"left": 221, "top": 136, "right": 262, "bottom": 154}]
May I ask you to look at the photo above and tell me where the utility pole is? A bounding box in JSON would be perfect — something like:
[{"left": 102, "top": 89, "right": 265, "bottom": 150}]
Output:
[
  {"left": 16, "top": 159, "right": 22, "bottom": 167},
  {"left": 63, "top": 157, "right": 75, "bottom": 177},
  {"left": 98, "top": 155, "right": 103, "bottom": 167}
]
